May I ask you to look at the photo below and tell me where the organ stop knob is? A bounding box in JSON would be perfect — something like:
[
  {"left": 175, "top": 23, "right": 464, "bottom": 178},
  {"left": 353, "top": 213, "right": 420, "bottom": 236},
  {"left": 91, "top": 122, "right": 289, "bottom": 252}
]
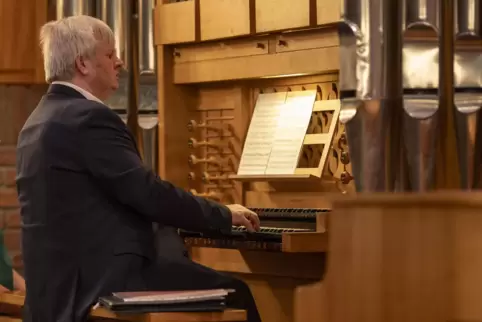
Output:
[
  {"left": 188, "top": 138, "right": 227, "bottom": 149},
  {"left": 188, "top": 155, "right": 220, "bottom": 167},
  {"left": 187, "top": 120, "right": 229, "bottom": 133}
]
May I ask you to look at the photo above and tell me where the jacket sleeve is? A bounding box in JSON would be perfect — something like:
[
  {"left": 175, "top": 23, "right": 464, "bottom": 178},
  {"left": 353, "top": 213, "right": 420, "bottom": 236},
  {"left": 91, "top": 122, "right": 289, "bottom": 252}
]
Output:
[{"left": 78, "top": 103, "right": 232, "bottom": 233}]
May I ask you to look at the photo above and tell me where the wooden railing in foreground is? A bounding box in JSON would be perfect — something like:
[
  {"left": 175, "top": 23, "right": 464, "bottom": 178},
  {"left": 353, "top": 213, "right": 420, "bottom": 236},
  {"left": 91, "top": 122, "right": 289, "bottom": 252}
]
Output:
[
  {"left": 327, "top": 192, "right": 482, "bottom": 322},
  {"left": 0, "top": 292, "right": 247, "bottom": 322}
]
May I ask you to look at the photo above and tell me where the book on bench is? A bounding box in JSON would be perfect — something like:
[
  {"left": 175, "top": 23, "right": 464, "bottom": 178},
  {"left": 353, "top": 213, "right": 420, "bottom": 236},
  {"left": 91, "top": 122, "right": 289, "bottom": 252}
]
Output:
[{"left": 98, "top": 289, "right": 233, "bottom": 313}]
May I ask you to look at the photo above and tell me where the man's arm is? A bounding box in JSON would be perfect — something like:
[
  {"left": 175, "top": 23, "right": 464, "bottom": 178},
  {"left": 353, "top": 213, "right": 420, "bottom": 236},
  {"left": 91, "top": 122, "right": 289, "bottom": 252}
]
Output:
[{"left": 79, "top": 104, "right": 232, "bottom": 233}]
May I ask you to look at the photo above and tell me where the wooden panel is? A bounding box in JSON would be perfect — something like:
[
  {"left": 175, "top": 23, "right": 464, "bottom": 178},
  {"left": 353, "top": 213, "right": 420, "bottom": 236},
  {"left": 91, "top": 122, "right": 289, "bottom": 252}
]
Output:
[
  {"left": 0, "top": 0, "right": 35, "bottom": 71},
  {"left": 245, "top": 191, "right": 336, "bottom": 208},
  {"left": 173, "top": 46, "right": 339, "bottom": 84},
  {"left": 0, "top": 85, "right": 47, "bottom": 145},
  {"left": 189, "top": 247, "right": 324, "bottom": 279},
  {"left": 0, "top": 71, "right": 36, "bottom": 84},
  {"left": 327, "top": 192, "right": 482, "bottom": 322},
  {"left": 189, "top": 248, "right": 327, "bottom": 322},
  {"left": 154, "top": 1, "right": 196, "bottom": 45},
  {"left": 0, "top": 0, "right": 47, "bottom": 83},
  {"left": 156, "top": 44, "right": 197, "bottom": 186},
  {"left": 255, "top": 0, "right": 310, "bottom": 33},
  {"left": 93, "top": 307, "right": 247, "bottom": 321},
  {"left": 174, "top": 38, "right": 269, "bottom": 63},
  {"left": 199, "top": 0, "right": 251, "bottom": 41},
  {"left": 247, "top": 73, "right": 338, "bottom": 88},
  {"left": 275, "top": 29, "right": 338, "bottom": 53},
  {"left": 316, "top": 0, "right": 341, "bottom": 25},
  {"left": 282, "top": 232, "right": 327, "bottom": 253},
  {"left": 242, "top": 275, "right": 326, "bottom": 322}
]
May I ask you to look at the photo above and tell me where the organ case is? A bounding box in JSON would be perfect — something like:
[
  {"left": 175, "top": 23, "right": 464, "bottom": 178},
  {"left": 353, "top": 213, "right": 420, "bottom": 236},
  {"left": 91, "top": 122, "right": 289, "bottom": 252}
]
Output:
[{"left": 154, "top": 1, "right": 347, "bottom": 321}]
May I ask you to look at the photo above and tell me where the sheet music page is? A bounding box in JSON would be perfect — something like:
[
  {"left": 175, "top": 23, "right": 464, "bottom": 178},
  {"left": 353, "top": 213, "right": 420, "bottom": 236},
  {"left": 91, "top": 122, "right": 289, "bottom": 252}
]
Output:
[
  {"left": 265, "top": 90, "right": 316, "bottom": 175},
  {"left": 237, "top": 92, "right": 287, "bottom": 175}
]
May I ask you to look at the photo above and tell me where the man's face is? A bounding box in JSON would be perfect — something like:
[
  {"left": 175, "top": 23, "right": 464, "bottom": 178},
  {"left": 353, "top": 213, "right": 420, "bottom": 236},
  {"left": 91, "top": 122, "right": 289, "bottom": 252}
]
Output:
[{"left": 83, "top": 38, "right": 123, "bottom": 100}]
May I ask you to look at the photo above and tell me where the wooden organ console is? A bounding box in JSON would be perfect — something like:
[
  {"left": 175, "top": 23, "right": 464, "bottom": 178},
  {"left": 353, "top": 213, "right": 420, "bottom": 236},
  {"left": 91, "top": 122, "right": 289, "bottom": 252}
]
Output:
[{"left": 153, "top": 1, "right": 348, "bottom": 321}]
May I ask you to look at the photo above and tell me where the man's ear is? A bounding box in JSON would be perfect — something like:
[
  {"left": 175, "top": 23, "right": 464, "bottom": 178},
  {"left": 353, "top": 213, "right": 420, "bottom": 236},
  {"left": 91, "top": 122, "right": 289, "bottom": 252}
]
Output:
[{"left": 75, "top": 56, "right": 90, "bottom": 76}]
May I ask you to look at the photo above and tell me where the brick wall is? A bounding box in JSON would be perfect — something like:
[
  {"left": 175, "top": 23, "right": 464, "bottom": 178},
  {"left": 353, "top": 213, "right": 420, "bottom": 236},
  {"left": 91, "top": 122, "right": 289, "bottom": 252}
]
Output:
[
  {"left": 0, "top": 146, "right": 21, "bottom": 270},
  {"left": 0, "top": 84, "right": 47, "bottom": 272}
]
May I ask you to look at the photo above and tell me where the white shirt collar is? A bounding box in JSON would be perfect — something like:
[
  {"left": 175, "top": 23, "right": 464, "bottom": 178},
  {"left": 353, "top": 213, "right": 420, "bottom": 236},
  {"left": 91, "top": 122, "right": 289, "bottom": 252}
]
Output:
[{"left": 52, "top": 81, "right": 103, "bottom": 104}]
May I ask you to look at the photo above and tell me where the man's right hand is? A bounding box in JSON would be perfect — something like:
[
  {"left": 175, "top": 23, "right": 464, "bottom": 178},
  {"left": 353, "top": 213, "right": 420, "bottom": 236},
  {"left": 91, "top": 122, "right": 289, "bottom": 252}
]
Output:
[{"left": 226, "top": 204, "right": 260, "bottom": 232}]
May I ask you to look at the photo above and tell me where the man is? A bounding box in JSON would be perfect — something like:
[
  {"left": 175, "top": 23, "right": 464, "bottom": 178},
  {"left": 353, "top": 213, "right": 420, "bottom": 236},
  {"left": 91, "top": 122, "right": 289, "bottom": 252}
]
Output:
[{"left": 16, "top": 15, "right": 262, "bottom": 322}]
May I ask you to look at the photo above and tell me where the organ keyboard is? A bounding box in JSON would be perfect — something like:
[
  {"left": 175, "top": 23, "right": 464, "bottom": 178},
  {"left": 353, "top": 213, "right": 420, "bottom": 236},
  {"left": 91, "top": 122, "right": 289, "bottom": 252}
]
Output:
[{"left": 180, "top": 208, "right": 329, "bottom": 252}]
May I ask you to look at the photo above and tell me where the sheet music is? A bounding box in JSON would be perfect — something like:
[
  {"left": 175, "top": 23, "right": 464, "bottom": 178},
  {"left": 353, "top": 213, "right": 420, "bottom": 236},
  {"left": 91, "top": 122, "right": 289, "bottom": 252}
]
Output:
[
  {"left": 265, "top": 90, "right": 316, "bottom": 174},
  {"left": 237, "top": 92, "right": 287, "bottom": 175}
]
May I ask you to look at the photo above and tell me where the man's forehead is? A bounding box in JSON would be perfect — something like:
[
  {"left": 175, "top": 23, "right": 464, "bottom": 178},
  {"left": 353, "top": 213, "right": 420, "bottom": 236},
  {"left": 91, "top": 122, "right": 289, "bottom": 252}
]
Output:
[
  {"left": 93, "top": 28, "right": 115, "bottom": 45},
  {"left": 96, "top": 38, "right": 116, "bottom": 51}
]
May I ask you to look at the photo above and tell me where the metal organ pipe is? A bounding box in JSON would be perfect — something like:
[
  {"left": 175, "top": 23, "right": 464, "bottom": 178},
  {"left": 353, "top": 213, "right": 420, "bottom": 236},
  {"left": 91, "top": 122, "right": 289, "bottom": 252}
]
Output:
[
  {"left": 455, "top": 0, "right": 481, "bottom": 36},
  {"left": 404, "top": 0, "right": 440, "bottom": 28},
  {"left": 96, "top": 0, "right": 139, "bottom": 141},
  {"left": 453, "top": 0, "right": 482, "bottom": 189},
  {"left": 96, "top": 0, "right": 132, "bottom": 72},
  {"left": 55, "top": 0, "right": 95, "bottom": 18},
  {"left": 338, "top": 0, "right": 403, "bottom": 192},
  {"left": 401, "top": 0, "right": 440, "bottom": 191},
  {"left": 138, "top": 0, "right": 156, "bottom": 75}
]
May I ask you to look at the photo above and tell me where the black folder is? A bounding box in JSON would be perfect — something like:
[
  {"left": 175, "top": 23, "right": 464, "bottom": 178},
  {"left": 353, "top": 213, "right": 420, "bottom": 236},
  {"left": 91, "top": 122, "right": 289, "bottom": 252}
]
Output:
[
  {"left": 97, "top": 289, "right": 233, "bottom": 313},
  {"left": 98, "top": 296, "right": 226, "bottom": 313}
]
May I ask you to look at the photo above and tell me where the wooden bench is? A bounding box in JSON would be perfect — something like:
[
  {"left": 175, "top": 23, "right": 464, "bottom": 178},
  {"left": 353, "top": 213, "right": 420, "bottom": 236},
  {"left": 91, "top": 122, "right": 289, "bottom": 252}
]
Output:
[{"left": 0, "top": 292, "right": 247, "bottom": 322}]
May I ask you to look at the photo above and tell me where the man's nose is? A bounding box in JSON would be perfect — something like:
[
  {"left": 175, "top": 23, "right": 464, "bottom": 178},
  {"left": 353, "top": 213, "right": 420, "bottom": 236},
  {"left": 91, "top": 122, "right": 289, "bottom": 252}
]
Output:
[{"left": 116, "top": 58, "right": 124, "bottom": 69}]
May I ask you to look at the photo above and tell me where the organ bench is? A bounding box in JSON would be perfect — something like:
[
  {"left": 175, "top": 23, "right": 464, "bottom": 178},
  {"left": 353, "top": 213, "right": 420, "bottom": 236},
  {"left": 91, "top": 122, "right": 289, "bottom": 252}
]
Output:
[{"left": 0, "top": 292, "right": 247, "bottom": 322}]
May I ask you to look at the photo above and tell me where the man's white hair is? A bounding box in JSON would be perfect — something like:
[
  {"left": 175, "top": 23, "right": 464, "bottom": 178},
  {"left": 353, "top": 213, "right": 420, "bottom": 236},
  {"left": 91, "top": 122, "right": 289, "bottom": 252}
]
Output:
[{"left": 40, "top": 15, "right": 114, "bottom": 83}]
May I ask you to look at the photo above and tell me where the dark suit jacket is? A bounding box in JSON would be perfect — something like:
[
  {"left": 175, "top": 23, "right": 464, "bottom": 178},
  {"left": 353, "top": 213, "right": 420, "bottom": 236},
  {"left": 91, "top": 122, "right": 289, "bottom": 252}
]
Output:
[{"left": 16, "top": 84, "right": 232, "bottom": 322}]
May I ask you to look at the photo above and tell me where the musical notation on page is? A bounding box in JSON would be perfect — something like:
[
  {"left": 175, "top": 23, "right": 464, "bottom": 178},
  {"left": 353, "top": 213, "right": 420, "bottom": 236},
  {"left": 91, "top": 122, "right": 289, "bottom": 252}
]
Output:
[
  {"left": 238, "top": 90, "right": 316, "bottom": 176},
  {"left": 237, "top": 92, "right": 287, "bottom": 175},
  {"left": 265, "top": 91, "right": 316, "bottom": 174}
]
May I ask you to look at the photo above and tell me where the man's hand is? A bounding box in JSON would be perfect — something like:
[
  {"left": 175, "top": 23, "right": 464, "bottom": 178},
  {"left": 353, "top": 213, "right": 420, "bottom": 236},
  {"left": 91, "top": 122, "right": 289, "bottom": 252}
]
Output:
[{"left": 226, "top": 204, "right": 260, "bottom": 232}]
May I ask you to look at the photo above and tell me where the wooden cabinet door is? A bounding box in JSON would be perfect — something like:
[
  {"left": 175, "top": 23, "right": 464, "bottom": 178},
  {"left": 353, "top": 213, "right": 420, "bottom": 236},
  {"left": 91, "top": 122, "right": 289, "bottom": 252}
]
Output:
[{"left": 0, "top": 0, "right": 48, "bottom": 84}]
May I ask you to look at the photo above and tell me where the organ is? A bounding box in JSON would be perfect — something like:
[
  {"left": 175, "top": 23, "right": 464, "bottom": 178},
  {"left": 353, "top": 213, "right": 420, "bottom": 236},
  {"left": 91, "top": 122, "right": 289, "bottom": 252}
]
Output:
[{"left": 153, "top": 1, "right": 348, "bottom": 322}]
